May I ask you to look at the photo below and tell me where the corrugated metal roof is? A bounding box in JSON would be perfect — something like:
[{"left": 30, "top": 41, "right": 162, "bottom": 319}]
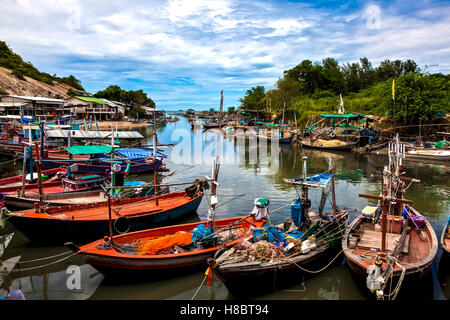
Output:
[
  {"left": 45, "top": 129, "right": 144, "bottom": 140},
  {"left": 75, "top": 96, "right": 108, "bottom": 104},
  {"left": 0, "top": 102, "right": 28, "bottom": 107},
  {"left": 6, "top": 95, "right": 64, "bottom": 103},
  {"left": 115, "top": 148, "right": 166, "bottom": 160}
]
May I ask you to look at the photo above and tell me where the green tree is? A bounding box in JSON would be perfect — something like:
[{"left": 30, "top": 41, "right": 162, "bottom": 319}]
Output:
[
  {"left": 239, "top": 86, "right": 266, "bottom": 112},
  {"left": 374, "top": 73, "right": 449, "bottom": 125}
]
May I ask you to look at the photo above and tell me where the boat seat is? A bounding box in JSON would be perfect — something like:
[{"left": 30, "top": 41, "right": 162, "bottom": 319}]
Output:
[{"left": 362, "top": 206, "right": 381, "bottom": 222}]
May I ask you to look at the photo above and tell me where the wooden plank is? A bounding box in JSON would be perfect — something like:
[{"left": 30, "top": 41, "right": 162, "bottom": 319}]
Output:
[{"left": 358, "top": 229, "right": 409, "bottom": 254}]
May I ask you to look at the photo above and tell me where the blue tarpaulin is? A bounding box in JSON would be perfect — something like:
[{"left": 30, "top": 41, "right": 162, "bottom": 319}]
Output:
[
  {"left": 191, "top": 224, "right": 214, "bottom": 245},
  {"left": 291, "top": 198, "right": 302, "bottom": 226},
  {"left": 307, "top": 173, "right": 333, "bottom": 184},
  {"left": 115, "top": 148, "right": 167, "bottom": 160}
]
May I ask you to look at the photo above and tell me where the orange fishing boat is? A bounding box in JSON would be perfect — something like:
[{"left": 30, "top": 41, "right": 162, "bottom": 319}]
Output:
[
  {"left": 66, "top": 155, "right": 265, "bottom": 278},
  {"left": 66, "top": 215, "right": 264, "bottom": 277},
  {"left": 6, "top": 187, "right": 205, "bottom": 245},
  {"left": 342, "top": 136, "right": 438, "bottom": 300}
]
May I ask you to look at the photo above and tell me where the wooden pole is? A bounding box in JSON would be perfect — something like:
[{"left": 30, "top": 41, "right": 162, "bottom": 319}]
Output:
[
  {"left": 329, "top": 157, "right": 338, "bottom": 213},
  {"left": 107, "top": 191, "right": 113, "bottom": 238},
  {"left": 21, "top": 146, "right": 28, "bottom": 197},
  {"left": 153, "top": 107, "right": 159, "bottom": 206},
  {"left": 34, "top": 141, "right": 45, "bottom": 212}
]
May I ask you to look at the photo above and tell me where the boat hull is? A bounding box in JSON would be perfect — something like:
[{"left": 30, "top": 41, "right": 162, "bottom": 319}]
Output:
[
  {"left": 254, "top": 134, "right": 293, "bottom": 144},
  {"left": 7, "top": 194, "right": 203, "bottom": 245},
  {"left": 71, "top": 216, "right": 263, "bottom": 278},
  {"left": 299, "top": 141, "right": 357, "bottom": 151},
  {"left": 214, "top": 246, "right": 341, "bottom": 298},
  {"left": 406, "top": 150, "right": 450, "bottom": 162},
  {"left": 342, "top": 214, "right": 438, "bottom": 282}
]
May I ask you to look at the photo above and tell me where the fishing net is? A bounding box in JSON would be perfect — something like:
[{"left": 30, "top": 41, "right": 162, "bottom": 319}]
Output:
[
  {"left": 314, "top": 139, "right": 348, "bottom": 147},
  {"left": 135, "top": 232, "right": 193, "bottom": 255},
  {"left": 228, "top": 240, "right": 285, "bottom": 263}
]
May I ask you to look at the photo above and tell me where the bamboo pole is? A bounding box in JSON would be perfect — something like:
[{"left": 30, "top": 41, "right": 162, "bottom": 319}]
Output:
[
  {"left": 20, "top": 146, "right": 28, "bottom": 197},
  {"left": 34, "top": 141, "right": 45, "bottom": 212}
]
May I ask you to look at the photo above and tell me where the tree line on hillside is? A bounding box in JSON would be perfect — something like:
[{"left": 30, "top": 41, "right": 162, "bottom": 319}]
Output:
[
  {"left": 93, "top": 85, "right": 156, "bottom": 118},
  {"left": 0, "top": 41, "right": 84, "bottom": 91},
  {"left": 0, "top": 41, "right": 157, "bottom": 118},
  {"left": 239, "top": 57, "right": 449, "bottom": 126}
]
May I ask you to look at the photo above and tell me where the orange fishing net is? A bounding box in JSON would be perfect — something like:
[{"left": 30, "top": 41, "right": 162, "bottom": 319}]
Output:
[{"left": 135, "top": 232, "right": 193, "bottom": 255}]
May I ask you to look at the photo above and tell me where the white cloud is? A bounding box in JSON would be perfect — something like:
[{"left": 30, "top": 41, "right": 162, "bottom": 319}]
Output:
[{"left": 0, "top": 0, "right": 448, "bottom": 109}]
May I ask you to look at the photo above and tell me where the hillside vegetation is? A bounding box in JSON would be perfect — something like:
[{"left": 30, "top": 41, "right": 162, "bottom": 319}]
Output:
[{"left": 239, "top": 57, "right": 450, "bottom": 126}]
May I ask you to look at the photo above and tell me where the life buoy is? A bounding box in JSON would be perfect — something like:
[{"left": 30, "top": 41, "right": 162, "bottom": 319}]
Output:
[
  {"left": 114, "top": 215, "right": 130, "bottom": 234},
  {"left": 330, "top": 131, "right": 336, "bottom": 138}
]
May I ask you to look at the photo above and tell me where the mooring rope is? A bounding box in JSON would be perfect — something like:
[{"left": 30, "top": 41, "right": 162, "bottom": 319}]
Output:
[
  {"left": 0, "top": 156, "right": 24, "bottom": 166},
  {"left": 0, "top": 243, "right": 98, "bottom": 274},
  {"left": 287, "top": 249, "right": 343, "bottom": 274},
  {"left": 191, "top": 274, "right": 208, "bottom": 300}
]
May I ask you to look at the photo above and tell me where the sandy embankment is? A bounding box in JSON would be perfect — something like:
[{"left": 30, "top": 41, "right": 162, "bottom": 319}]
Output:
[{"left": 93, "top": 121, "right": 154, "bottom": 131}]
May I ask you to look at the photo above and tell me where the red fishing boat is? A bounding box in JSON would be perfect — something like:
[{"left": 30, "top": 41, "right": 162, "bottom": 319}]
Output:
[
  {"left": 40, "top": 145, "right": 164, "bottom": 175},
  {"left": 0, "top": 167, "right": 63, "bottom": 194},
  {"left": 3, "top": 173, "right": 106, "bottom": 209}
]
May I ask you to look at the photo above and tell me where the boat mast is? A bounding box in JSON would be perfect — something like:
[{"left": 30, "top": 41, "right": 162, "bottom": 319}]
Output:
[
  {"left": 34, "top": 141, "right": 45, "bottom": 212},
  {"left": 301, "top": 156, "right": 309, "bottom": 215},
  {"left": 207, "top": 154, "right": 220, "bottom": 230},
  {"left": 219, "top": 90, "right": 223, "bottom": 124},
  {"left": 329, "top": 157, "right": 338, "bottom": 213},
  {"left": 153, "top": 106, "right": 159, "bottom": 206}
]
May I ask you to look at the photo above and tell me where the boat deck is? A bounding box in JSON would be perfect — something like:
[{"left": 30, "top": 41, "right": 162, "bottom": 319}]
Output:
[{"left": 351, "top": 220, "right": 433, "bottom": 265}]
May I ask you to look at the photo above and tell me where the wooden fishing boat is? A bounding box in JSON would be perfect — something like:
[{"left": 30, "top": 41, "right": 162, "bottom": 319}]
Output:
[
  {"left": 3, "top": 190, "right": 108, "bottom": 209},
  {"left": 3, "top": 174, "right": 106, "bottom": 209},
  {"left": 1, "top": 172, "right": 103, "bottom": 195},
  {"left": 66, "top": 215, "right": 263, "bottom": 277},
  {"left": 6, "top": 187, "right": 204, "bottom": 245},
  {"left": 299, "top": 139, "right": 357, "bottom": 151},
  {"left": 202, "top": 122, "right": 226, "bottom": 130},
  {"left": 211, "top": 157, "right": 349, "bottom": 298},
  {"left": 0, "top": 167, "right": 63, "bottom": 194},
  {"left": 441, "top": 216, "right": 450, "bottom": 256},
  {"left": 40, "top": 145, "right": 165, "bottom": 174},
  {"left": 252, "top": 131, "right": 293, "bottom": 144},
  {"left": 253, "top": 122, "right": 293, "bottom": 144},
  {"left": 65, "top": 155, "right": 265, "bottom": 279},
  {"left": 342, "top": 136, "right": 438, "bottom": 300},
  {"left": 406, "top": 148, "right": 450, "bottom": 162}
]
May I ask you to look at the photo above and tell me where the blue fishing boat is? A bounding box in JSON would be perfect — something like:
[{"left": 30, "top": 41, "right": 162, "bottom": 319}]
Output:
[{"left": 40, "top": 145, "right": 165, "bottom": 175}]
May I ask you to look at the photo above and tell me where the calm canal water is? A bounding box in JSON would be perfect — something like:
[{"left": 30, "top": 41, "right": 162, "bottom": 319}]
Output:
[{"left": 0, "top": 116, "right": 448, "bottom": 300}]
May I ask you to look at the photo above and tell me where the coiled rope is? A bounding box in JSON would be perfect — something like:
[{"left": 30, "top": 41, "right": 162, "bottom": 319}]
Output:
[{"left": 287, "top": 249, "right": 343, "bottom": 274}]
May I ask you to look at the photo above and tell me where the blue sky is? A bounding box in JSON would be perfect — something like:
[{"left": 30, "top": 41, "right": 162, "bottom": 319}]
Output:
[{"left": 1, "top": 0, "right": 449, "bottom": 111}]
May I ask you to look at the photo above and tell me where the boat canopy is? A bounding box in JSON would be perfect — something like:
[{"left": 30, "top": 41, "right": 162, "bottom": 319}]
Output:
[
  {"left": 319, "top": 113, "right": 364, "bottom": 119},
  {"left": 284, "top": 173, "right": 333, "bottom": 188},
  {"left": 256, "top": 122, "right": 291, "bottom": 127},
  {"left": 115, "top": 148, "right": 167, "bottom": 160},
  {"left": 65, "top": 145, "right": 112, "bottom": 155},
  {"left": 45, "top": 129, "right": 144, "bottom": 140}
]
